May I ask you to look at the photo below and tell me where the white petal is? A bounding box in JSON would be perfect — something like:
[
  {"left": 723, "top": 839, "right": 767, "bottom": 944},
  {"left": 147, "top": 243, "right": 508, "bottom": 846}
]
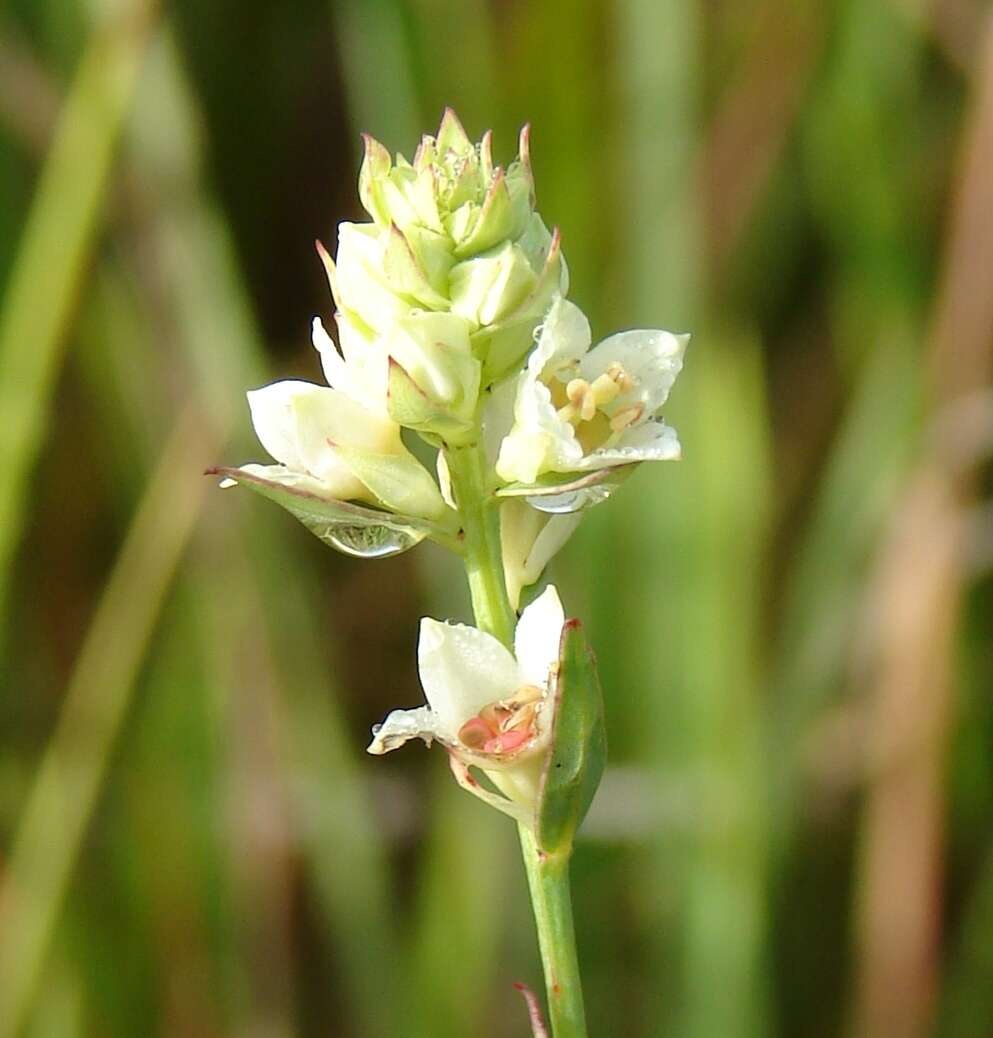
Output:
[
  {"left": 580, "top": 329, "right": 687, "bottom": 419},
  {"left": 247, "top": 381, "right": 314, "bottom": 470},
  {"left": 496, "top": 376, "right": 583, "bottom": 484},
  {"left": 335, "top": 222, "right": 409, "bottom": 333},
  {"left": 435, "top": 451, "right": 457, "bottom": 509},
  {"left": 418, "top": 618, "right": 519, "bottom": 734},
  {"left": 314, "top": 315, "right": 390, "bottom": 416},
  {"left": 482, "top": 375, "right": 518, "bottom": 465},
  {"left": 493, "top": 298, "right": 594, "bottom": 484},
  {"left": 335, "top": 308, "right": 376, "bottom": 368},
  {"left": 448, "top": 756, "right": 530, "bottom": 824},
  {"left": 574, "top": 420, "right": 681, "bottom": 469},
  {"left": 528, "top": 296, "right": 591, "bottom": 380},
  {"left": 367, "top": 706, "right": 444, "bottom": 754},
  {"left": 289, "top": 384, "right": 398, "bottom": 470},
  {"left": 514, "top": 584, "right": 565, "bottom": 688},
  {"left": 524, "top": 513, "right": 581, "bottom": 583}
]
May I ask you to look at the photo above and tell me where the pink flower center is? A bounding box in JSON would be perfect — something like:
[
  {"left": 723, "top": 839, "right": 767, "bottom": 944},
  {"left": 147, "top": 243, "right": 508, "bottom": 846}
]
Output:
[{"left": 457, "top": 684, "right": 544, "bottom": 755}]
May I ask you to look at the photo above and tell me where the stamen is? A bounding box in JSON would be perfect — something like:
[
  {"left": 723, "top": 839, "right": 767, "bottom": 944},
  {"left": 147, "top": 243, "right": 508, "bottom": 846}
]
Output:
[
  {"left": 457, "top": 684, "right": 545, "bottom": 756},
  {"left": 589, "top": 372, "right": 621, "bottom": 407},
  {"left": 606, "top": 361, "right": 635, "bottom": 393},
  {"left": 509, "top": 684, "right": 544, "bottom": 706},
  {"left": 609, "top": 404, "right": 643, "bottom": 433},
  {"left": 458, "top": 716, "right": 494, "bottom": 749},
  {"left": 566, "top": 379, "right": 597, "bottom": 422}
]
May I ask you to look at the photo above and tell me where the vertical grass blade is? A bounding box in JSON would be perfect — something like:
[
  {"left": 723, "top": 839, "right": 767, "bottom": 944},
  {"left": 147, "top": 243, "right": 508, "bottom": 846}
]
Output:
[
  {"left": 125, "top": 34, "right": 401, "bottom": 1032},
  {"left": 0, "top": 0, "right": 157, "bottom": 633},
  {"left": 0, "top": 408, "right": 211, "bottom": 1036}
]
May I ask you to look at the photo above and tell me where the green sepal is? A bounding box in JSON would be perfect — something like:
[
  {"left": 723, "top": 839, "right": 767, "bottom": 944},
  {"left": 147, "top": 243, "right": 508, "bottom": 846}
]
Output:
[
  {"left": 436, "top": 106, "right": 473, "bottom": 156},
  {"left": 386, "top": 359, "right": 477, "bottom": 446},
  {"left": 358, "top": 133, "right": 392, "bottom": 226},
  {"left": 207, "top": 465, "right": 458, "bottom": 558},
  {"left": 330, "top": 442, "right": 450, "bottom": 520},
  {"left": 477, "top": 226, "right": 565, "bottom": 383},
  {"left": 383, "top": 223, "right": 449, "bottom": 309},
  {"left": 536, "top": 619, "right": 607, "bottom": 855}
]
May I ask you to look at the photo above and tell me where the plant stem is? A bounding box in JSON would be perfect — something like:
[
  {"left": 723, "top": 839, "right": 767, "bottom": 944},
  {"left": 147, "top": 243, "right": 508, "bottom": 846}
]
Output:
[
  {"left": 444, "top": 441, "right": 516, "bottom": 646},
  {"left": 519, "top": 827, "right": 588, "bottom": 1037},
  {"left": 444, "top": 438, "right": 589, "bottom": 1038}
]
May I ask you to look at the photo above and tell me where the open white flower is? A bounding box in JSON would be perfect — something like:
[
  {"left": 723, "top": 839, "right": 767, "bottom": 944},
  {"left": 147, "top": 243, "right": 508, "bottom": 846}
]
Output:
[
  {"left": 368, "top": 585, "right": 566, "bottom": 822},
  {"left": 495, "top": 297, "right": 688, "bottom": 492}
]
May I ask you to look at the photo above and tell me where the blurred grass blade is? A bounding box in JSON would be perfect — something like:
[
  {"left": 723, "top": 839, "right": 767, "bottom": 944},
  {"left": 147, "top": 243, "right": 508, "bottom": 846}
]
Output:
[
  {"left": 636, "top": 337, "right": 773, "bottom": 1038},
  {"left": 0, "top": 0, "right": 157, "bottom": 635},
  {"left": 0, "top": 408, "right": 211, "bottom": 1036},
  {"left": 853, "top": 16, "right": 993, "bottom": 1035},
  {"left": 406, "top": 777, "right": 513, "bottom": 1038},
  {"left": 936, "top": 841, "right": 993, "bottom": 1038},
  {"left": 331, "top": 0, "right": 421, "bottom": 144}
]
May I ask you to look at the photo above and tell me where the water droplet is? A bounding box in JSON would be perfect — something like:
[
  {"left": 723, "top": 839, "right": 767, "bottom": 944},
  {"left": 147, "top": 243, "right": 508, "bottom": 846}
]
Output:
[
  {"left": 527, "top": 484, "right": 616, "bottom": 514},
  {"left": 318, "top": 521, "right": 425, "bottom": 559}
]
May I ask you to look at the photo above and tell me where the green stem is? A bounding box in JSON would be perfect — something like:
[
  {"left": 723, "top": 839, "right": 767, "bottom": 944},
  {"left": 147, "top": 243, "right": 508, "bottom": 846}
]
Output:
[
  {"left": 444, "top": 441, "right": 516, "bottom": 646},
  {"left": 519, "top": 827, "right": 588, "bottom": 1038},
  {"left": 444, "top": 439, "right": 588, "bottom": 1038}
]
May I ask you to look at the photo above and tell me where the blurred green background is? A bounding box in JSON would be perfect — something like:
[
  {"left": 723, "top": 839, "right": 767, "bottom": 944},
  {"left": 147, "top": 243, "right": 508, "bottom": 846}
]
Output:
[{"left": 2, "top": 1, "right": 992, "bottom": 1035}]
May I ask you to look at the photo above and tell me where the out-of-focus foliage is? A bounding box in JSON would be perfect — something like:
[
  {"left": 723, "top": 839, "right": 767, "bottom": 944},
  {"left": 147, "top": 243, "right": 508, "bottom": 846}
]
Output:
[{"left": 1, "top": 1, "right": 991, "bottom": 1036}]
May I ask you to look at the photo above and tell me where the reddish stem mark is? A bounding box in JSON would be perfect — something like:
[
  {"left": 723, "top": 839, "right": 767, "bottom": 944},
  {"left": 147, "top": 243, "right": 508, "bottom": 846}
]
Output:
[{"left": 513, "top": 982, "right": 550, "bottom": 1038}]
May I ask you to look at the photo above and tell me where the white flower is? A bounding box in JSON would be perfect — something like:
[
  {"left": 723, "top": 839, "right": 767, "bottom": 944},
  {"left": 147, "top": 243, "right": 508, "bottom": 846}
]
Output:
[
  {"left": 368, "top": 585, "right": 566, "bottom": 823},
  {"left": 240, "top": 376, "right": 447, "bottom": 521},
  {"left": 495, "top": 296, "right": 688, "bottom": 488}
]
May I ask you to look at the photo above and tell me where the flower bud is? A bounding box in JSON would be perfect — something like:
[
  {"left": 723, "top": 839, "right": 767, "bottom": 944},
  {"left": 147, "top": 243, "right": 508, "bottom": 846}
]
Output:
[
  {"left": 332, "top": 109, "right": 567, "bottom": 407},
  {"left": 500, "top": 498, "right": 581, "bottom": 609},
  {"left": 382, "top": 312, "right": 481, "bottom": 441}
]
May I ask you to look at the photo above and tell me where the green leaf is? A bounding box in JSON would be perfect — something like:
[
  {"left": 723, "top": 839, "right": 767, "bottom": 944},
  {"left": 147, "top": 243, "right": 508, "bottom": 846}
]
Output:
[
  {"left": 536, "top": 619, "right": 607, "bottom": 855},
  {"left": 208, "top": 465, "right": 452, "bottom": 558}
]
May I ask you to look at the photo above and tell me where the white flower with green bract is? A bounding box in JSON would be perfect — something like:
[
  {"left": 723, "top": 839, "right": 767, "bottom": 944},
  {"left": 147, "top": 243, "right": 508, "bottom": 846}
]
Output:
[
  {"left": 368, "top": 584, "right": 566, "bottom": 824},
  {"left": 240, "top": 378, "right": 447, "bottom": 521}
]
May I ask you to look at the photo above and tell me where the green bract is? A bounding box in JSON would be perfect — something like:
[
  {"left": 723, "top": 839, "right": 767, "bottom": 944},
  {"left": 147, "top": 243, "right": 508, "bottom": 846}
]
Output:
[{"left": 537, "top": 619, "right": 606, "bottom": 855}]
